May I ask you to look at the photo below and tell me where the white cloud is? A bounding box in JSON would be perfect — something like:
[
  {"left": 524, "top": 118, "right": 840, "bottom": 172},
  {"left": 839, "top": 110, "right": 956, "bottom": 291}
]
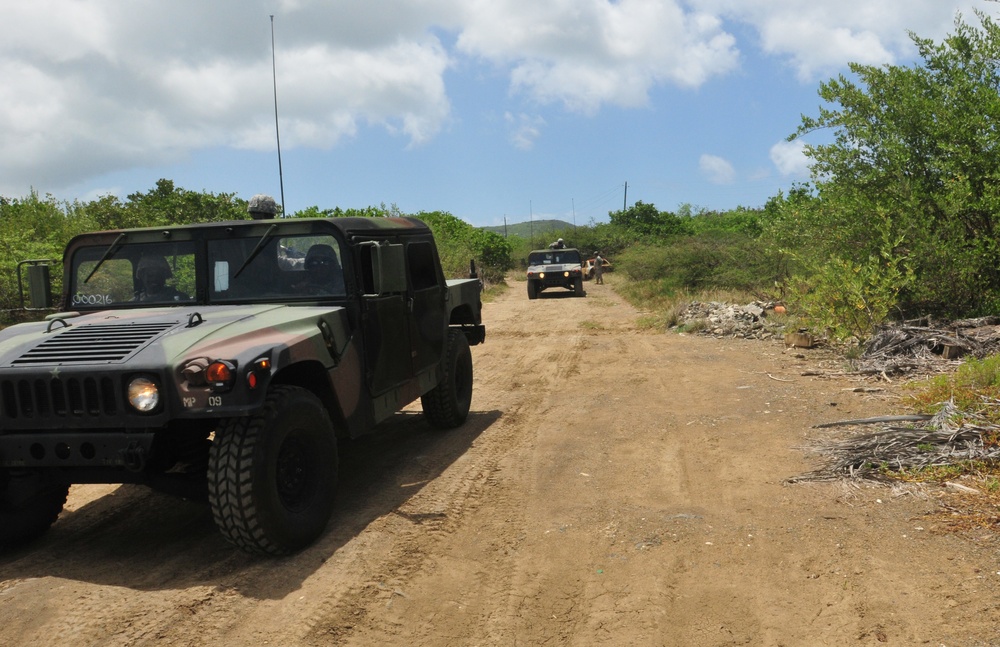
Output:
[
  {"left": 700, "top": 154, "right": 736, "bottom": 184},
  {"left": 505, "top": 113, "right": 546, "bottom": 150},
  {"left": 0, "top": 1, "right": 454, "bottom": 193},
  {"left": 457, "top": 0, "right": 740, "bottom": 113},
  {"left": 770, "top": 139, "right": 810, "bottom": 176},
  {"left": 691, "top": 0, "right": 977, "bottom": 80}
]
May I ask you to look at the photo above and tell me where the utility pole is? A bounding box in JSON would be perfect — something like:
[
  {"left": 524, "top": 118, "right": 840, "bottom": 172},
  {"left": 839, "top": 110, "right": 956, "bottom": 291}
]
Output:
[
  {"left": 529, "top": 201, "right": 534, "bottom": 248},
  {"left": 623, "top": 181, "right": 628, "bottom": 211},
  {"left": 270, "top": 15, "right": 286, "bottom": 213},
  {"left": 572, "top": 198, "right": 576, "bottom": 229}
]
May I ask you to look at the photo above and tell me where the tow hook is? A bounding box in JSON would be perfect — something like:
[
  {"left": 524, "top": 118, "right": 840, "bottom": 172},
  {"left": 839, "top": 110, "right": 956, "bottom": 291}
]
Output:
[{"left": 121, "top": 442, "right": 147, "bottom": 472}]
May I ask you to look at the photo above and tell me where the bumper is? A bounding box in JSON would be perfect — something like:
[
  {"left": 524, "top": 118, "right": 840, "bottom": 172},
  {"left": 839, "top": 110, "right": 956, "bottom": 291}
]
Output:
[{"left": 0, "top": 431, "right": 155, "bottom": 469}]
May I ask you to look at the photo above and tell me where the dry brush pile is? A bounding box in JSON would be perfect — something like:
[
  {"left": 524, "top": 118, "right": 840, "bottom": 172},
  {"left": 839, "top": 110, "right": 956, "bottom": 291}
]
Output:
[{"left": 789, "top": 402, "right": 1000, "bottom": 484}]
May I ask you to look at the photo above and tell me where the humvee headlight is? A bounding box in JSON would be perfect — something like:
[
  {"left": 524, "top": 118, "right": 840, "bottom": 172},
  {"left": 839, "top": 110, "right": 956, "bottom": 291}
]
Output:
[
  {"left": 563, "top": 271, "right": 570, "bottom": 278},
  {"left": 127, "top": 377, "right": 160, "bottom": 412},
  {"left": 538, "top": 272, "right": 546, "bottom": 279}
]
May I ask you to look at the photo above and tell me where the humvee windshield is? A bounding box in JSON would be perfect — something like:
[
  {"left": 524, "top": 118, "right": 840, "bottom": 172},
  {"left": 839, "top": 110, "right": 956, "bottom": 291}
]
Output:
[
  {"left": 69, "top": 234, "right": 347, "bottom": 308},
  {"left": 528, "top": 250, "right": 582, "bottom": 266}
]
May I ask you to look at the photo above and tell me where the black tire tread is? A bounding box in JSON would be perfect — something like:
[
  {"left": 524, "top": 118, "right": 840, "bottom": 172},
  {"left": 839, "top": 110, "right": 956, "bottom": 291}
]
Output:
[
  {"left": 0, "top": 477, "right": 68, "bottom": 548},
  {"left": 209, "top": 410, "right": 271, "bottom": 553},
  {"left": 208, "top": 385, "right": 336, "bottom": 555},
  {"left": 421, "top": 329, "right": 473, "bottom": 429}
]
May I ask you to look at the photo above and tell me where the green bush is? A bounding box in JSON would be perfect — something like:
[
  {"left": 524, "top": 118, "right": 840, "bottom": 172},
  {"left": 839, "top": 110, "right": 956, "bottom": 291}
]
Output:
[
  {"left": 415, "top": 211, "right": 512, "bottom": 283},
  {"left": 615, "top": 233, "right": 784, "bottom": 293}
]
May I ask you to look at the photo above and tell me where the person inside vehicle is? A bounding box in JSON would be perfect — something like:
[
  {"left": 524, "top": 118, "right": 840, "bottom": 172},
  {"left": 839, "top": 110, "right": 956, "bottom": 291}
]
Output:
[
  {"left": 549, "top": 238, "right": 566, "bottom": 249},
  {"left": 295, "top": 244, "right": 346, "bottom": 296},
  {"left": 135, "top": 255, "right": 188, "bottom": 302}
]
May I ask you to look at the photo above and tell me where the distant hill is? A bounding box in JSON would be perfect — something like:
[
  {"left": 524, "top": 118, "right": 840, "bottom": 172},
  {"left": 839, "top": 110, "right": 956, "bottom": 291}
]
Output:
[{"left": 481, "top": 219, "right": 575, "bottom": 239}]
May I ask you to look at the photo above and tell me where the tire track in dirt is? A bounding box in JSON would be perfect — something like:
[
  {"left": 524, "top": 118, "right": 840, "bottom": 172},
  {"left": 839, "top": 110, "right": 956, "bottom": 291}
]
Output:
[
  {"left": 281, "top": 290, "right": 602, "bottom": 645},
  {"left": 467, "top": 292, "right": 693, "bottom": 645},
  {"left": 292, "top": 295, "right": 598, "bottom": 644}
]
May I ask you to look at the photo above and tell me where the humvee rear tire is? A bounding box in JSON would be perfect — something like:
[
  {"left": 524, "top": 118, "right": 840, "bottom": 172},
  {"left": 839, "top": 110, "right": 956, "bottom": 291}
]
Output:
[
  {"left": 527, "top": 281, "right": 538, "bottom": 300},
  {"left": 0, "top": 469, "right": 68, "bottom": 548},
  {"left": 421, "top": 328, "right": 473, "bottom": 429},
  {"left": 209, "top": 385, "right": 338, "bottom": 555}
]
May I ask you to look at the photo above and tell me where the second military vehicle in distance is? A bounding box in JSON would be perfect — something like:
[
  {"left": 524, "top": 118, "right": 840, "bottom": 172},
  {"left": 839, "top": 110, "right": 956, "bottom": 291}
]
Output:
[{"left": 525, "top": 248, "right": 585, "bottom": 299}]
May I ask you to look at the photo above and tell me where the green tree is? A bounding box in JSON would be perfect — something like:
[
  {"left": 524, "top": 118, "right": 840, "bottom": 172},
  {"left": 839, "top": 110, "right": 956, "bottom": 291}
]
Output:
[
  {"left": 292, "top": 203, "right": 403, "bottom": 219},
  {"left": 791, "top": 11, "right": 1000, "bottom": 317},
  {"left": 685, "top": 205, "right": 765, "bottom": 238},
  {"left": 608, "top": 201, "right": 692, "bottom": 240},
  {"left": 124, "top": 179, "right": 246, "bottom": 226},
  {"left": 0, "top": 191, "right": 70, "bottom": 315},
  {"left": 415, "top": 211, "right": 512, "bottom": 282}
]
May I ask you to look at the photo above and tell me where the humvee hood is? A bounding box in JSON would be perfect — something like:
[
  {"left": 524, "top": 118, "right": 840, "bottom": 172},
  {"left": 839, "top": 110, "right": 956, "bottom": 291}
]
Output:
[{"left": 0, "top": 304, "right": 344, "bottom": 368}]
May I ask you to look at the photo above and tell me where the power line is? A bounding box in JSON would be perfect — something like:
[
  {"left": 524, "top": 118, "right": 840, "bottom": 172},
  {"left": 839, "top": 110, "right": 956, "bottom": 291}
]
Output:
[{"left": 573, "top": 183, "right": 623, "bottom": 211}]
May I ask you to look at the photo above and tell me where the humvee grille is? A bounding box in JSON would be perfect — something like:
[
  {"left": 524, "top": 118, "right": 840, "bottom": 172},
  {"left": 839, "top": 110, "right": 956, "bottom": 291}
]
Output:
[
  {"left": 11, "top": 322, "right": 176, "bottom": 366},
  {"left": 1, "top": 375, "right": 119, "bottom": 419}
]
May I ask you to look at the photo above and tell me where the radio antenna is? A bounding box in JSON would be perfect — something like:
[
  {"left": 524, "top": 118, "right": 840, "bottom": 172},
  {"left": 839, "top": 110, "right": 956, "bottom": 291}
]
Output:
[{"left": 270, "top": 15, "right": 286, "bottom": 214}]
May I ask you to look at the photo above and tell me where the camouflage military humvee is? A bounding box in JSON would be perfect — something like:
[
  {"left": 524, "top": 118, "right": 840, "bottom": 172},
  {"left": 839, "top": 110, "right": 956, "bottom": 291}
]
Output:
[
  {"left": 525, "top": 248, "right": 585, "bottom": 299},
  {"left": 0, "top": 216, "right": 485, "bottom": 555}
]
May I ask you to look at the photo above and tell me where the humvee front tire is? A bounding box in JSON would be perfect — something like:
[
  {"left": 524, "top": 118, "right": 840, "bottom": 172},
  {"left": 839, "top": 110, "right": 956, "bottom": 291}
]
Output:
[
  {"left": 527, "top": 280, "right": 538, "bottom": 300},
  {"left": 209, "top": 385, "right": 338, "bottom": 555},
  {"left": 421, "top": 328, "right": 473, "bottom": 429},
  {"left": 0, "top": 469, "right": 68, "bottom": 548},
  {"left": 574, "top": 277, "right": 584, "bottom": 297}
]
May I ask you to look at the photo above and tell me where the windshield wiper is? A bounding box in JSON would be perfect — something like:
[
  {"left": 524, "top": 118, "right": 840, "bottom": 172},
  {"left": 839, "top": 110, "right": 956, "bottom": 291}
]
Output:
[
  {"left": 84, "top": 233, "right": 127, "bottom": 284},
  {"left": 233, "top": 224, "right": 277, "bottom": 279}
]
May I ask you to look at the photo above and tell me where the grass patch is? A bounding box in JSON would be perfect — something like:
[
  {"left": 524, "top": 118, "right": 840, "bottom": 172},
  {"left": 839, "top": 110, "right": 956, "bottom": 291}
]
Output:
[
  {"left": 578, "top": 320, "right": 604, "bottom": 331},
  {"left": 888, "top": 461, "right": 994, "bottom": 483},
  {"left": 481, "top": 280, "right": 508, "bottom": 303},
  {"left": 906, "top": 354, "right": 1000, "bottom": 425}
]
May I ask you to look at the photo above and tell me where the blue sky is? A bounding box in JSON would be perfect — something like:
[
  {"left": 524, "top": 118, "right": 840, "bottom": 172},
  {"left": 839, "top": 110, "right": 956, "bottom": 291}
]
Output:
[{"left": 1, "top": 1, "right": 992, "bottom": 227}]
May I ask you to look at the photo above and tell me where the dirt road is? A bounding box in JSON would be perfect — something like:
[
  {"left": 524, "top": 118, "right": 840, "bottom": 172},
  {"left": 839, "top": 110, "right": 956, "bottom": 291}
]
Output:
[{"left": 2, "top": 277, "right": 1000, "bottom": 646}]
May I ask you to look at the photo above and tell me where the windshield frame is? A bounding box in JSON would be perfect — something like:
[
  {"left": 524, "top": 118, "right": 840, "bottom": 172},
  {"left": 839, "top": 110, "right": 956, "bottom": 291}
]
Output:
[
  {"left": 64, "top": 221, "right": 352, "bottom": 311},
  {"left": 528, "top": 249, "right": 582, "bottom": 266}
]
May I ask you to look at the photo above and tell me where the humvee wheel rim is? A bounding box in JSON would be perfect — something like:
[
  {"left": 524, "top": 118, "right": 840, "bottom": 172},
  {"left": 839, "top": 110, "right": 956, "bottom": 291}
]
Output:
[{"left": 276, "top": 433, "right": 318, "bottom": 512}]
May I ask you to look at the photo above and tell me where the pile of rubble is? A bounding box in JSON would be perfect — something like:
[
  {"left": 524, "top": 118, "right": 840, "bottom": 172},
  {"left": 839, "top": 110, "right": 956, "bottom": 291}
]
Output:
[{"left": 674, "top": 301, "right": 786, "bottom": 340}]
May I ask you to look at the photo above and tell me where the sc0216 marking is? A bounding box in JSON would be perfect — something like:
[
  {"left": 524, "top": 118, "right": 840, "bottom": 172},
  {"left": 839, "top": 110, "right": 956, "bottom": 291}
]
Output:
[{"left": 71, "top": 293, "right": 114, "bottom": 306}]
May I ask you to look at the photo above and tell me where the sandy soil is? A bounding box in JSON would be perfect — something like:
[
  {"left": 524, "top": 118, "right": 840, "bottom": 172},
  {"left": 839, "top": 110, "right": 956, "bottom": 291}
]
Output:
[{"left": 2, "top": 275, "right": 1000, "bottom": 646}]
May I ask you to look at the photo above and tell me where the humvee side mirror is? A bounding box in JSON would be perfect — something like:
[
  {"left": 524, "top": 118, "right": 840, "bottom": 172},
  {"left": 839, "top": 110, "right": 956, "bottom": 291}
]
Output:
[
  {"left": 361, "top": 242, "right": 407, "bottom": 296},
  {"left": 18, "top": 260, "right": 55, "bottom": 310}
]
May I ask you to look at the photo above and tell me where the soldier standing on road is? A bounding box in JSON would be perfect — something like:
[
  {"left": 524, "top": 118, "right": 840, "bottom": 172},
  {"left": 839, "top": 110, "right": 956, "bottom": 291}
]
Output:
[{"left": 594, "top": 252, "right": 605, "bottom": 284}]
